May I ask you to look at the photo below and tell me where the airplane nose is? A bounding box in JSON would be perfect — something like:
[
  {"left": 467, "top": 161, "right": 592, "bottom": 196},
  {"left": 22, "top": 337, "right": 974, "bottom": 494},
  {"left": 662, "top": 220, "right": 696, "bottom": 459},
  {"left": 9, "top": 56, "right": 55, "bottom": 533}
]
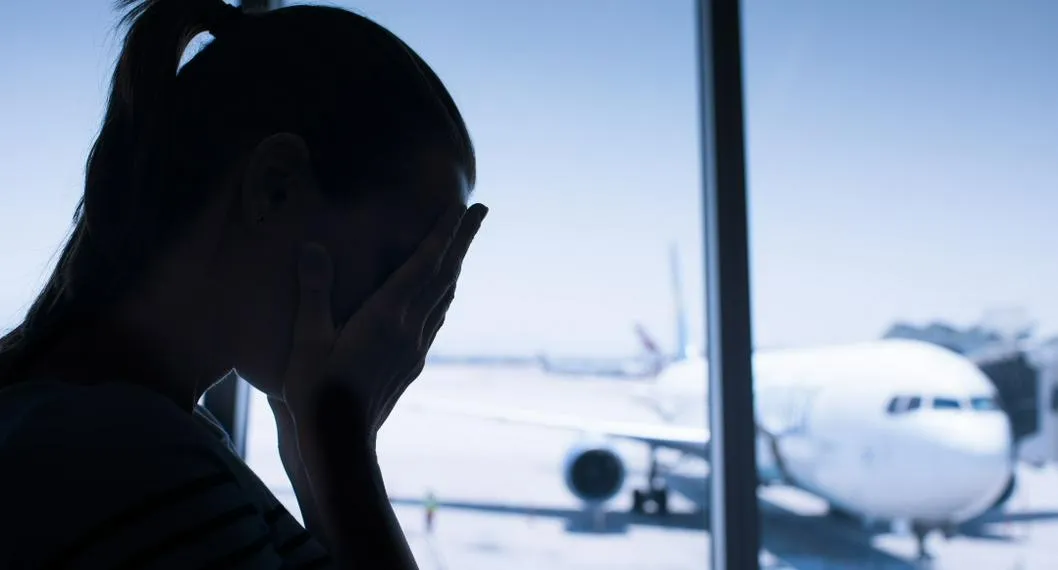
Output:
[
  {"left": 920, "top": 416, "right": 1013, "bottom": 520},
  {"left": 937, "top": 417, "right": 1011, "bottom": 460}
]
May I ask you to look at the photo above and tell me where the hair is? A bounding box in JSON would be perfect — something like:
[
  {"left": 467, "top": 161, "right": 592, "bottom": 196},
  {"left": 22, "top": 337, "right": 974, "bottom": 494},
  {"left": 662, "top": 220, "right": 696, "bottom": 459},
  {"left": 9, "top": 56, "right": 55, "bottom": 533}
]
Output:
[{"left": 0, "top": 0, "right": 475, "bottom": 385}]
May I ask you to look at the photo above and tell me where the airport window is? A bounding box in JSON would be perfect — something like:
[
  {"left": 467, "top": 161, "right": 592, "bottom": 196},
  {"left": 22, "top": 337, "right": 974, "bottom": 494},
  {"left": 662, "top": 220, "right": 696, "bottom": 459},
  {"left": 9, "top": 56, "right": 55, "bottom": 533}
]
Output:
[
  {"left": 743, "top": 0, "right": 1055, "bottom": 566},
  {"left": 10, "top": 1, "right": 1057, "bottom": 569}
]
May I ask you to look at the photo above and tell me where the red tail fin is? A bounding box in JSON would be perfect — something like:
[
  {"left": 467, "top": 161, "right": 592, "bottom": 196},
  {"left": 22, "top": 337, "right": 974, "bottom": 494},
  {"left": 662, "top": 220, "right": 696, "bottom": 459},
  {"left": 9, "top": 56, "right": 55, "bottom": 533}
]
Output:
[
  {"left": 635, "top": 323, "right": 661, "bottom": 356},
  {"left": 634, "top": 323, "right": 667, "bottom": 377}
]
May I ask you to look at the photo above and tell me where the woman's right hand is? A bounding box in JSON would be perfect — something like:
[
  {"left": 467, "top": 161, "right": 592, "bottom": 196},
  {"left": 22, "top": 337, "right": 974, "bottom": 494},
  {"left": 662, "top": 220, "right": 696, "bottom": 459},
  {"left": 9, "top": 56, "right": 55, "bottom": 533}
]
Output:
[{"left": 280, "top": 202, "right": 487, "bottom": 447}]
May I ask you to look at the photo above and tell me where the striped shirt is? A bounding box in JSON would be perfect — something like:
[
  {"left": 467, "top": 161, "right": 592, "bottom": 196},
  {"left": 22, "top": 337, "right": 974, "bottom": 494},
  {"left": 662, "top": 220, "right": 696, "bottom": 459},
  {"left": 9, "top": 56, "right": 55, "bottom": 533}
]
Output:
[{"left": 0, "top": 380, "right": 334, "bottom": 569}]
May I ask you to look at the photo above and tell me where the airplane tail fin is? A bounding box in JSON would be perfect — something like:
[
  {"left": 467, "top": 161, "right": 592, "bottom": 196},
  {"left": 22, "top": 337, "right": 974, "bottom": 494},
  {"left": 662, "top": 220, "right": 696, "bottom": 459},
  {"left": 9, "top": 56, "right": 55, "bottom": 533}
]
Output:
[
  {"left": 670, "top": 243, "right": 691, "bottom": 361},
  {"left": 634, "top": 322, "right": 665, "bottom": 377},
  {"left": 631, "top": 244, "right": 693, "bottom": 379}
]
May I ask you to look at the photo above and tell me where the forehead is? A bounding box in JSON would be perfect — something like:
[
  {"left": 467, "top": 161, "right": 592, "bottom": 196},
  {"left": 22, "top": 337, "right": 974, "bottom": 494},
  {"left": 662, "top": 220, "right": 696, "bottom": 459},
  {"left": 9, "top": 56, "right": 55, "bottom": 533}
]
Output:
[
  {"left": 357, "top": 152, "right": 472, "bottom": 248},
  {"left": 387, "top": 152, "right": 472, "bottom": 212}
]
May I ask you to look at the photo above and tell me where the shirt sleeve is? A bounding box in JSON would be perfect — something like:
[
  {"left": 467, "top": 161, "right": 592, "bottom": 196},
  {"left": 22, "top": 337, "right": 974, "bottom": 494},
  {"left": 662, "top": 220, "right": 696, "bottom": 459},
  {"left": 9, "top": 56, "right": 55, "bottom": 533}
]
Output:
[{"left": 0, "top": 383, "right": 328, "bottom": 570}]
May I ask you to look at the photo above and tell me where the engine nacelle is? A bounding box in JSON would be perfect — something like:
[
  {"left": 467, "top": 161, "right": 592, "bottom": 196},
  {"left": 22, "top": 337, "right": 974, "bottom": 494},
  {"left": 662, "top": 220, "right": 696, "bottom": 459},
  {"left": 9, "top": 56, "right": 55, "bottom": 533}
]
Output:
[{"left": 562, "top": 440, "right": 626, "bottom": 504}]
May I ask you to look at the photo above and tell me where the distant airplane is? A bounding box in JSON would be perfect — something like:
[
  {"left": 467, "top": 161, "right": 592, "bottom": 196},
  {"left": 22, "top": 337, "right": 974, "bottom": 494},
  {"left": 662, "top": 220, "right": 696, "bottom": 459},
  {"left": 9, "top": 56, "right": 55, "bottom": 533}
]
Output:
[
  {"left": 413, "top": 245, "right": 1017, "bottom": 561},
  {"left": 532, "top": 329, "right": 665, "bottom": 380},
  {"left": 529, "top": 244, "right": 691, "bottom": 379}
]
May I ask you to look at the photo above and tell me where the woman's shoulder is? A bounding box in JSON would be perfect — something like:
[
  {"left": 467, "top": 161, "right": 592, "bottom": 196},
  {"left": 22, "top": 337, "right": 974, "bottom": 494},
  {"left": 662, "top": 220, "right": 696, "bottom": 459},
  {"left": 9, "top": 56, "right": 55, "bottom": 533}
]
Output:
[
  {"left": 0, "top": 380, "right": 219, "bottom": 456},
  {"left": 0, "top": 381, "right": 273, "bottom": 567}
]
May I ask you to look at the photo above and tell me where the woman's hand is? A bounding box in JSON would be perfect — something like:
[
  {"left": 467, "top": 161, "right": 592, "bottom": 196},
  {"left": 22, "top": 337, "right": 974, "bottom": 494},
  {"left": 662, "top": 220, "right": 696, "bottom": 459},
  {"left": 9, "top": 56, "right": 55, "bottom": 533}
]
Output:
[{"left": 280, "top": 202, "right": 487, "bottom": 445}]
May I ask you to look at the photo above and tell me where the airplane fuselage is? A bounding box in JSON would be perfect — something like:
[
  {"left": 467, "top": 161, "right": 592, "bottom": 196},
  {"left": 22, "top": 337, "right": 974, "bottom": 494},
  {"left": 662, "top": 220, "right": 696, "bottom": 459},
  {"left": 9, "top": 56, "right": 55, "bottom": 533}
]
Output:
[{"left": 649, "top": 338, "right": 1014, "bottom": 527}]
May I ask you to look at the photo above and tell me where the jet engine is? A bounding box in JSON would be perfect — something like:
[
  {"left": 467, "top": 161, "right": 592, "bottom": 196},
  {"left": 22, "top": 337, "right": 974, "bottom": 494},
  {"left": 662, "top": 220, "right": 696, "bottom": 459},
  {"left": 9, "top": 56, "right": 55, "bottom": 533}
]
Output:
[{"left": 562, "top": 440, "right": 626, "bottom": 504}]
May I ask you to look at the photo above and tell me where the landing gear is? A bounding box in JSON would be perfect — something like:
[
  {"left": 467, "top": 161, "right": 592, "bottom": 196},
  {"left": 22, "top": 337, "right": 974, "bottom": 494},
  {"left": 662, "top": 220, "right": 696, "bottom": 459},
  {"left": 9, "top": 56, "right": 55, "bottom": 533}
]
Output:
[
  {"left": 632, "top": 486, "right": 669, "bottom": 515},
  {"left": 912, "top": 524, "right": 934, "bottom": 561},
  {"left": 631, "top": 449, "right": 669, "bottom": 515}
]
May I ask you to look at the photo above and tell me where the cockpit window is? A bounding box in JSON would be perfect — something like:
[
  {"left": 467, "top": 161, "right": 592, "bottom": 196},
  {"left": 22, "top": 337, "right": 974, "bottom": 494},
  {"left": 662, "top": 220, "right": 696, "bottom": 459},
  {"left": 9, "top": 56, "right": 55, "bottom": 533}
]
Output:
[
  {"left": 933, "top": 397, "right": 962, "bottom": 410},
  {"left": 970, "top": 396, "right": 1001, "bottom": 411},
  {"left": 886, "top": 396, "right": 922, "bottom": 415},
  {"left": 890, "top": 395, "right": 997, "bottom": 414}
]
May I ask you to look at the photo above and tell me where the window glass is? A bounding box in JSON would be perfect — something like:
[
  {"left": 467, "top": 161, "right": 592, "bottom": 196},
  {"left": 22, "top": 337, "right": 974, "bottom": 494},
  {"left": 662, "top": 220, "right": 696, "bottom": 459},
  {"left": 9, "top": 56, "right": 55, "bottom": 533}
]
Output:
[
  {"left": 744, "top": 0, "right": 1057, "bottom": 566},
  {"left": 933, "top": 397, "right": 963, "bottom": 411},
  {"left": 886, "top": 396, "right": 906, "bottom": 414},
  {"left": 887, "top": 396, "right": 924, "bottom": 415},
  {"left": 970, "top": 396, "right": 1001, "bottom": 411}
]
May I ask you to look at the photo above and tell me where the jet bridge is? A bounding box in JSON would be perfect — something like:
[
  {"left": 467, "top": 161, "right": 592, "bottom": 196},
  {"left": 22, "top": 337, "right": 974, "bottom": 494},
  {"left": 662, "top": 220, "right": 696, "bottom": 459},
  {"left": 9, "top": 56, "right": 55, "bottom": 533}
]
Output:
[
  {"left": 969, "top": 347, "right": 1040, "bottom": 446},
  {"left": 1018, "top": 340, "right": 1058, "bottom": 465}
]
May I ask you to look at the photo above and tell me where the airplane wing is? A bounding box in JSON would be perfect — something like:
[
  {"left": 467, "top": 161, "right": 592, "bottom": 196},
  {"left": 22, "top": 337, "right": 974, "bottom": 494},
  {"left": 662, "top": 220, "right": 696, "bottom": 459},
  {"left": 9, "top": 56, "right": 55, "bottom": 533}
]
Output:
[{"left": 405, "top": 399, "right": 710, "bottom": 459}]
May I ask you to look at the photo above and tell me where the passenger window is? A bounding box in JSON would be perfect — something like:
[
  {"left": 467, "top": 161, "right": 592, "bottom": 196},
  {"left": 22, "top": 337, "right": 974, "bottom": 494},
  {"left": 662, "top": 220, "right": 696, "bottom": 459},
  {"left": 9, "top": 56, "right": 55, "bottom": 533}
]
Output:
[{"left": 906, "top": 396, "right": 922, "bottom": 411}]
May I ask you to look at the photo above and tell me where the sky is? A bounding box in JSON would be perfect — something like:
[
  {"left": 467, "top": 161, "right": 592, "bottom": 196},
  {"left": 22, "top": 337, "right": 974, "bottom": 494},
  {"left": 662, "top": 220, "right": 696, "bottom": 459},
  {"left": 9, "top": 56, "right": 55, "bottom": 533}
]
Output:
[{"left": 0, "top": 0, "right": 1056, "bottom": 358}]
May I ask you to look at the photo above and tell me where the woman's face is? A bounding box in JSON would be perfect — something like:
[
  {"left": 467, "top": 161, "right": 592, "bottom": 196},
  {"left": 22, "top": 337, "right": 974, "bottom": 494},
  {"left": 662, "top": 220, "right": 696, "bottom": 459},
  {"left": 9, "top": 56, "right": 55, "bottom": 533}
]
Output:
[
  {"left": 316, "top": 153, "right": 472, "bottom": 327},
  {"left": 210, "top": 146, "right": 472, "bottom": 394}
]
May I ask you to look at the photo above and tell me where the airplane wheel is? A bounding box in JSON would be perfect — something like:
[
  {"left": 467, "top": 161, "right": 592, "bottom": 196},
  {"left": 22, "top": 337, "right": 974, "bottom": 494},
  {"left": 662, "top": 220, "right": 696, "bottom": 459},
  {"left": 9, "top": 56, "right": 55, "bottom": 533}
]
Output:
[
  {"left": 631, "top": 489, "right": 646, "bottom": 514},
  {"left": 653, "top": 489, "right": 669, "bottom": 516}
]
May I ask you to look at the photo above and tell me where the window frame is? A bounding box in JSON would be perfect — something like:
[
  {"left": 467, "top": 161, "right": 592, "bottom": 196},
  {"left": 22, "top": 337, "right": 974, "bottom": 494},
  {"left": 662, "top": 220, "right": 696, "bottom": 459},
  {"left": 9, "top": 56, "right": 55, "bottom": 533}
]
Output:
[{"left": 698, "top": 1, "right": 760, "bottom": 569}]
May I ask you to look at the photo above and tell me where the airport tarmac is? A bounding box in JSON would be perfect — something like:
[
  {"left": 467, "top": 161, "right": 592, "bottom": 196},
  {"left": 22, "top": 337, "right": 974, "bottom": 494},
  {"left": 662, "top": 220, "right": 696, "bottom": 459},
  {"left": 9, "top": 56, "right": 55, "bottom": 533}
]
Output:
[{"left": 243, "top": 365, "right": 1058, "bottom": 570}]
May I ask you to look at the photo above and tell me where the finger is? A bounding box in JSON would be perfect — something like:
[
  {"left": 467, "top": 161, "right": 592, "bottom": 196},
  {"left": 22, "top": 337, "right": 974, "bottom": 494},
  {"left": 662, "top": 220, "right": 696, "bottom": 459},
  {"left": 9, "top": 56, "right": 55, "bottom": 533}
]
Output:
[
  {"left": 384, "top": 295, "right": 450, "bottom": 426},
  {"left": 283, "top": 242, "right": 336, "bottom": 384},
  {"left": 380, "top": 356, "right": 429, "bottom": 427},
  {"left": 370, "top": 203, "right": 466, "bottom": 312},
  {"left": 407, "top": 204, "right": 486, "bottom": 325},
  {"left": 422, "top": 289, "right": 453, "bottom": 349}
]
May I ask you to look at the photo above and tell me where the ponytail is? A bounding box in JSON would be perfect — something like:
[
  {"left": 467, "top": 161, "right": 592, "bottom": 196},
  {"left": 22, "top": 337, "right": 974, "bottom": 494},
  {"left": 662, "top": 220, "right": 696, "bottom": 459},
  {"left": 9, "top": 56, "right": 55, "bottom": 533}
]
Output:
[
  {"left": 0, "top": 0, "right": 246, "bottom": 385},
  {"left": 88, "top": 0, "right": 244, "bottom": 279}
]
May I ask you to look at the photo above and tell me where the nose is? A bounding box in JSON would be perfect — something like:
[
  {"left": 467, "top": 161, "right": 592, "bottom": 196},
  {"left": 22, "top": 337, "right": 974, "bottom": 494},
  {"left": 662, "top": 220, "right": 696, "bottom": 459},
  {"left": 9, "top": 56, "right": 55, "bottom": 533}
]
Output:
[
  {"left": 916, "top": 414, "right": 1013, "bottom": 521},
  {"left": 935, "top": 415, "right": 1011, "bottom": 460}
]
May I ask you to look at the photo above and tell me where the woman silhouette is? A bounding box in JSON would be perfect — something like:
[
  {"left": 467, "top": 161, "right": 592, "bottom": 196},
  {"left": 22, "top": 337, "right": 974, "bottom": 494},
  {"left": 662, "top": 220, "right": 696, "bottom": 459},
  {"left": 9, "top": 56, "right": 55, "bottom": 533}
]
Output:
[{"left": 0, "top": 1, "right": 486, "bottom": 569}]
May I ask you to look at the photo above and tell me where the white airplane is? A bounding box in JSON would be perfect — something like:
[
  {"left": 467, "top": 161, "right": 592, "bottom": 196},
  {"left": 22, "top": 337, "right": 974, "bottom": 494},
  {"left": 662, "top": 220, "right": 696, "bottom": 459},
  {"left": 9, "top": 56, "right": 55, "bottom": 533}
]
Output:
[{"left": 419, "top": 247, "right": 1017, "bottom": 560}]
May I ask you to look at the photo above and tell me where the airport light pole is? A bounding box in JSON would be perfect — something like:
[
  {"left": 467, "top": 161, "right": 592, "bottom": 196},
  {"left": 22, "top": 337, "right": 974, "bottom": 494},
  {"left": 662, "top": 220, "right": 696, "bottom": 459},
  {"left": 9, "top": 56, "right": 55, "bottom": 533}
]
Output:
[
  {"left": 200, "top": 0, "right": 285, "bottom": 460},
  {"left": 697, "top": 1, "right": 761, "bottom": 569}
]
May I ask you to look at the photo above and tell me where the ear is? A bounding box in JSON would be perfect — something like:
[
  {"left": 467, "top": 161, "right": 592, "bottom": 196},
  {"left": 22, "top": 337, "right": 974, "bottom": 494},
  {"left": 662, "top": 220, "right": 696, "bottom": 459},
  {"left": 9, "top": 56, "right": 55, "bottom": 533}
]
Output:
[{"left": 240, "top": 133, "right": 319, "bottom": 228}]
